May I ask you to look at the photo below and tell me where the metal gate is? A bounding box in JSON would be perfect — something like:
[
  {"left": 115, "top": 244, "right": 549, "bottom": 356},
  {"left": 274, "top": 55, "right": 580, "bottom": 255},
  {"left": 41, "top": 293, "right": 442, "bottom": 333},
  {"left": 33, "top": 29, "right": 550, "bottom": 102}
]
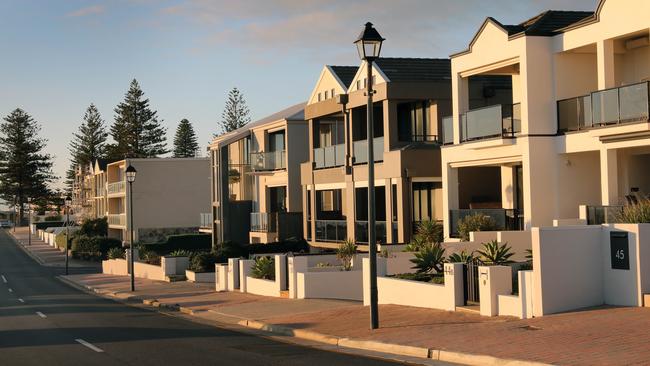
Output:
[{"left": 463, "top": 259, "right": 480, "bottom": 305}]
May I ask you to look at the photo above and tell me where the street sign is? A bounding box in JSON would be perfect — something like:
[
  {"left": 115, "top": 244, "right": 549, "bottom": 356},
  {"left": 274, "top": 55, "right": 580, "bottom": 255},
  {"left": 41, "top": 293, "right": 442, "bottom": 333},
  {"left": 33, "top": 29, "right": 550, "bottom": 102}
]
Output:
[{"left": 610, "top": 231, "right": 629, "bottom": 270}]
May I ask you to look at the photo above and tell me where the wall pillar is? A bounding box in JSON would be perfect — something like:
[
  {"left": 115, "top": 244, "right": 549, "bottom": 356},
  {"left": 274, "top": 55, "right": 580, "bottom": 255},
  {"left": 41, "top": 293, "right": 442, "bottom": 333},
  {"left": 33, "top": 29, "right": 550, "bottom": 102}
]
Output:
[
  {"left": 478, "top": 265, "right": 512, "bottom": 317},
  {"left": 288, "top": 256, "right": 308, "bottom": 299},
  {"left": 227, "top": 258, "right": 240, "bottom": 290},
  {"left": 452, "top": 74, "right": 469, "bottom": 144},
  {"left": 442, "top": 164, "right": 459, "bottom": 239},
  {"left": 385, "top": 179, "right": 394, "bottom": 244},
  {"left": 597, "top": 39, "right": 616, "bottom": 90},
  {"left": 600, "top": 148, "right": 619, "bottom": 205},
  {"left": 501, "top": 166, "right": 515, "bottom": 209},
  {"left": 345, "top": 182, "right": 356, "bottom": 242}
]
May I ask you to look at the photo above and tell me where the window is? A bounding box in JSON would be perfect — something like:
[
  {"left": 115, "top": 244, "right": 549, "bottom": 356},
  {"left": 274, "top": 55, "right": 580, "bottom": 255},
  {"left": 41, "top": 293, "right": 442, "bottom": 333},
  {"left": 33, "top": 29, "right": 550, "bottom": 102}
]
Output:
[
  {"left": 412, "top": 182, "right": 441, "bottom": 222},
  {"left": 356, "top": 80, "right": 362, "bottom": 91},
  {"left": 268, "top": 130, "right": 285, "bottom": 152},
  {"left": 397, "top": 101, "right": 433, "bottom": 142},
  {"left": 325, "top": 90, "right": 329, "bottom": 99},
  {"left": 317, "top": 120, "right": 345, "bottom": 147},
  {"left": 318, "top": 93, "right": 322, "bottom": 102},
  {"left": 331, "top": 88, "right": 335, "bottom": 98},
  {"left": 355, "top": 186, "right": 386, "bottom": 221}
]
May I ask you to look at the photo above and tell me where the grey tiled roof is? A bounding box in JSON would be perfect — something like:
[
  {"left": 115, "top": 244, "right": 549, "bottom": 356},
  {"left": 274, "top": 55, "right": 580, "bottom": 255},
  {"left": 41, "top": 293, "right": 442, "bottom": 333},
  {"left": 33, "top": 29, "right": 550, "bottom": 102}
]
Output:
[
  {"left": 500, "top": 10, "right": 594, "bottom": 37},
  {"left": 329, "top": 66, "right": 358, "bottom": 88},
  {"left": 374, "top": 58, "right": 451, "bottom": 82}
]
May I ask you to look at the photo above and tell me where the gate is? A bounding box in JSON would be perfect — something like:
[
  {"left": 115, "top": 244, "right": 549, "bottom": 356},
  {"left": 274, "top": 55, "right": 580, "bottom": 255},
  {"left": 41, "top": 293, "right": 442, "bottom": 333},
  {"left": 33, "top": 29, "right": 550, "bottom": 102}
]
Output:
[{"left": 463, "top": 259, "right": 481, "bottom": 305}]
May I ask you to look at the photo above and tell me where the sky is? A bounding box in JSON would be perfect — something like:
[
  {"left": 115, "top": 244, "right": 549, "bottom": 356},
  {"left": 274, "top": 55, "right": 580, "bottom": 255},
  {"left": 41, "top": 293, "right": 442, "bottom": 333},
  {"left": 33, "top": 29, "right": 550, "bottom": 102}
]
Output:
[{"left": 0, "top": 0, "right": 599, "bottom": 189}]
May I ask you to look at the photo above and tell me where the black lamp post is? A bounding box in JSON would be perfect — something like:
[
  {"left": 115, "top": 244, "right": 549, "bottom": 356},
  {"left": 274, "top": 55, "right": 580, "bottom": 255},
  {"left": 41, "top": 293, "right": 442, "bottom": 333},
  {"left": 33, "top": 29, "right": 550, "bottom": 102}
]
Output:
[
  {"left": 126, "top": 165, "right": 137, "bottom": 292},
  {"left": 27, "top": 197, "right": 31, "bottom": 246},
  {"left": 354, "top": 22, "right": 384, "bottom": 330},
  {"left": 65, "top": 195, "right": 72, "bottom": 275}
]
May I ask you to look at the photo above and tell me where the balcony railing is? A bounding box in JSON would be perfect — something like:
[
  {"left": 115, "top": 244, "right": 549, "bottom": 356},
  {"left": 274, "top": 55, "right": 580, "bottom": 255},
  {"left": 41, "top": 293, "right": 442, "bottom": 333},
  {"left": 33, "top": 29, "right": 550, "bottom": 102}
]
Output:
[
  {"left": 585, "top": 205, "right": 623, "bottom": 225},
  {"left": 108, "top": 213, "right": 126, "bottom": 226},
  {"left": 200, "top": 213, "right": 213, "bottom": 228},
  {"left": 460, "top": 103, "right": 521, "bottom": 142},
  {"left": 353, "top": 137, "right": 384, "bottom": 164},
  {"left": 441, "top": 116, "right": 454, "bottom": 145},
  {"left": 449, "top": 209, "right": 523, "bottom": 238},
  {"left": 250, "top": 150, "right": 286, "bottom": 171},
  {"left": 107, "top": 181, "right": 126, "bottom": 195},
  {"left": 558, "top": 81, "right": 649, "bottom": 132},
  {"left": 314, "top": 220, "right": 347, "bottom": 242},
  {"left": 314, "top": 143, "right": 345, "bottom": 169},
  {"left": 250, "top": 212, "right": 278, "bottom": 233},
  {"left": 354, "top": 221, "right": 387, "bottom": 244}
]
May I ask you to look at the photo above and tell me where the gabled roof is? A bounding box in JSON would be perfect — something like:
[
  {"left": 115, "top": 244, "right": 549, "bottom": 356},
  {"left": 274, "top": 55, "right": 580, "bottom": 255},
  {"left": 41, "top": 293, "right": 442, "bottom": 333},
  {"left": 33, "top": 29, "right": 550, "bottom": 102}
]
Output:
[
  {"left": 374, "top": 58, "right": 451, "bottom": 82},
  {"left": 211, "top": 102, "right": 306, "bottom": 147},
  {"left": 95, "top": 158, "right": 119, "bottom": 172},
  {"left": 329, "top": 66, "right": 358, "bottom": 88}
]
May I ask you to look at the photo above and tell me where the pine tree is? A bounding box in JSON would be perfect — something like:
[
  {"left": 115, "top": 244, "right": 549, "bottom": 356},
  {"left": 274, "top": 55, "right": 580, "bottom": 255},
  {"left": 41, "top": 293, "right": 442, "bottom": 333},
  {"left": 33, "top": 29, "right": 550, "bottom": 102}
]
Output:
[
  {"left": 0, "top": 109, "right": 55, "bottom": 222},
  {"left": 216, "top": 87, "right": 251, "bottom": 136},
  {"left": 67, "top": 103, "right": 108, "bottom": 191},
  {"left": 173, "top": 118, "right": 199, "bottom": 158},
  {"left": 107, "top": 79, "right": 168, "bottom": 158}
]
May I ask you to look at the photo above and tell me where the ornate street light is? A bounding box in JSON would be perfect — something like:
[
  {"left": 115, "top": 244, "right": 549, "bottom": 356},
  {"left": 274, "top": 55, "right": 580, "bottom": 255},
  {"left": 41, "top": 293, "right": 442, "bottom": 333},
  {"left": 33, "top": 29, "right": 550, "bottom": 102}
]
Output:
[
  {"left": 355, "top": 22, "right": 384, "bottom": 330},
  {"left": 126, "top": 165, "right": 137, "bottom": 292}
]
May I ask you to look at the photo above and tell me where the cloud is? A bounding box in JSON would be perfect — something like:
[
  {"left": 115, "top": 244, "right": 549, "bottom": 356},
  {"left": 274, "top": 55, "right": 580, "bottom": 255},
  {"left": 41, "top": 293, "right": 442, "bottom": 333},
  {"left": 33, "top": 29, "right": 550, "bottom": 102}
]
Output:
[{"left": 66, "top": 5, "right": 105, "bottom": 17}]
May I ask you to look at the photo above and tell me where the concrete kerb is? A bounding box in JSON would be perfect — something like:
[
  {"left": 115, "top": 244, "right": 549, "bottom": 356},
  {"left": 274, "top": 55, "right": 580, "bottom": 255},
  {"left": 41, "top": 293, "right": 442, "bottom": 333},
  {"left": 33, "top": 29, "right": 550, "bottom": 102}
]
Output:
[
  {"left": 55, "top": 274, "right": 553, "bottom": 366},
  {"left": 7, "top": 231, "right": 47, "bottom": 265}
]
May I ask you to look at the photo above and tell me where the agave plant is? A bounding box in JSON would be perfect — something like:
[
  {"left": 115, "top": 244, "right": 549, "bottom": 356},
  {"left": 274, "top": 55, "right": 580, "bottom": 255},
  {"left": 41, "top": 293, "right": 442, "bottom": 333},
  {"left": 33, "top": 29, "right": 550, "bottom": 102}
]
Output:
[
  {"left": 525, "top": 248, "right": 533, "bottom": 263},
  {"left": 447, "top": 250, "right": 475, "bottom": 263},
  {"left": 251, "top": 256, "right": 275, "bottom": 280},
  {"left": 476, "top": 240, "right": 514, "bottom": 265},
  {"left": 336, "top": 239, "right": 357, "bottom": 271},
  {"left": 410, "top": 243, "right": 446, "bottom": 274},
  {"left": 403, "top": 237, "right": 426, "bottom": 252},
  {"left": 415, "top": 220, "right": 444, "bottom": 244}
]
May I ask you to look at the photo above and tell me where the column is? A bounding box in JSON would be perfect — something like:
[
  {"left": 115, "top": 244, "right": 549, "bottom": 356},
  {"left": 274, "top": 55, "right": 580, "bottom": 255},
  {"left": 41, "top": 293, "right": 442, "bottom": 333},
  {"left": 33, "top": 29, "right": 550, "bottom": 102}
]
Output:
[
  {"left": 452, "top": 74, "right": 469, "bottom": 144},
  {"left": 597, "top": 39, "right": 616, "bottom": 90},
  {"left": 600, "top": 148, "right": 619, "bottom": 205},
  {"left": 501, "top": 166, "right": 515, "bottom": 209},
  {"left": 442, "top": 164, "right": 459, "bottom": 239},
  {"left": 385, "top": 179, "right": 394, "bottom": 244}
]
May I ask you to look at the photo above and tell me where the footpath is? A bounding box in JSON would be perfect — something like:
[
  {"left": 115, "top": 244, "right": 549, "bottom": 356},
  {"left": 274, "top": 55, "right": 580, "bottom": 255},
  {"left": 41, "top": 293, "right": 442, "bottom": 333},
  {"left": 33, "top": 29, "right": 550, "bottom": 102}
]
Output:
[{"left": 10, "top": 227, "right": 650, "bottom": 366}]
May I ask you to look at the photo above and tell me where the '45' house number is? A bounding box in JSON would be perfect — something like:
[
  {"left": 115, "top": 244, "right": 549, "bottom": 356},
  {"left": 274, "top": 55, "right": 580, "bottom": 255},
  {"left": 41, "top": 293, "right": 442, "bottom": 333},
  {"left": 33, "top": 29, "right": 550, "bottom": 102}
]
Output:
[{"left": 610, "top": 231, "right": 630, "bottom": 270}]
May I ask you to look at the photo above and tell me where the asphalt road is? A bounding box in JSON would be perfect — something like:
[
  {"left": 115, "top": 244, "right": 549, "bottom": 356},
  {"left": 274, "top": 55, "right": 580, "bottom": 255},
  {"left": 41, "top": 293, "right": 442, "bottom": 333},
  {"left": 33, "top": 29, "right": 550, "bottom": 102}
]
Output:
[{"left": 0, "top": 230, "right": 420, "bottom": 366}]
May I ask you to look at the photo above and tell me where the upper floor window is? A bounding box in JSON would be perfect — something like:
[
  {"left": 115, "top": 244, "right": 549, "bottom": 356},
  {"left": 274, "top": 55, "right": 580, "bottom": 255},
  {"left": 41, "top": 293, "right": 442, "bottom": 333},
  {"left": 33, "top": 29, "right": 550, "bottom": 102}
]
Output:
[
  {"left": 324, "top": 90, "right": 329, "bottom": 99},
  {"left": 397, "top": 101, "right": 435, "bottom": 142},
  {"left": 317, "top": 93, "right": 322, "bottom": 102}
]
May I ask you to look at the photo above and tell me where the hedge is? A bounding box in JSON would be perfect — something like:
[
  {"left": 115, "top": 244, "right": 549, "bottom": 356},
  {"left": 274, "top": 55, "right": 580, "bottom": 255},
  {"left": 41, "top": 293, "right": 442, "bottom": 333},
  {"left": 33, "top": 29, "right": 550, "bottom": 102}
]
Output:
[
  {"left": 140, "top": 234, "right": 212, "bottom": 255},
  {"left": 77, "top": 217, "right": 108, "bottom": 237},
  {"left": 34, "top": 221, "right": 65, "bottom": 230},
  {"left": 71, "top": 235, "right": 122, "bottom": 261},
  {"left": 247, "top": 238, "right": 309, "bottom": 255}
]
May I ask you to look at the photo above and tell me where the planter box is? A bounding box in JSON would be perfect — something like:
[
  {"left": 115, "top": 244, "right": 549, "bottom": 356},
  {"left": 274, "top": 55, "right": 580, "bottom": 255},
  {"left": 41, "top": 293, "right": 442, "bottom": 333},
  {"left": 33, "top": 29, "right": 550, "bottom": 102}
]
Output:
[{"left": 185, "top": 270, "right": 215, "bottom": 283}]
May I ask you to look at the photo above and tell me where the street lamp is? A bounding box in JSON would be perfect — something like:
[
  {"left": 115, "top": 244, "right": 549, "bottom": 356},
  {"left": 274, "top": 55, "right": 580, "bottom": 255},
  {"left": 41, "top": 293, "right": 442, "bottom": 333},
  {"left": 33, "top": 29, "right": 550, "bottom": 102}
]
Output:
[
  {"left": 27, "top": 197, "right": 31, "bottom": 246},
  {"left": 125, "top": 165, "right": 137, "bottom": 292},
  {"left": 354, "top": 22, "right": 384, "bottom": 330},
  {"left": 65, "top": 195, "right": 72, "bottom": 275}
]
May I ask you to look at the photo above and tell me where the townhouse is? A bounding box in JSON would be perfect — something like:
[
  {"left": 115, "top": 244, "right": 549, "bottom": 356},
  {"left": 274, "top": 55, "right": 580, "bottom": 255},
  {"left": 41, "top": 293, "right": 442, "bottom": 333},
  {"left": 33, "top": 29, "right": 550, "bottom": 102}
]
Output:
[
  {"left": 71, "top": 163, "right": 94, "bottom": 219},
  {"left": 90, "top": 158, "right": 115, "bottom": 220},
  {"left": 301, "top": 60, "right": 453, "bottom": 248},
  {"left": 105, "top": 158, "right": 210, "bottom": 244},
  {"left": 209, "top": 103, "right": 308, "bottom": 246},
  {"left": 441, "top": 0, "right": 650, "bottom": 238}
]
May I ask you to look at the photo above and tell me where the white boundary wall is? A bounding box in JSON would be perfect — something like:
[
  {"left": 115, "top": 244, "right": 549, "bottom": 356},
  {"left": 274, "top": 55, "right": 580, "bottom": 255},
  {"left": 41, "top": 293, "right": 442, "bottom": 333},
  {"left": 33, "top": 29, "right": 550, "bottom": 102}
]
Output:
[
  {"left": 363, "top": 258, "right": 464, "bottom": 311},
  {"left": 444, "top": 230, "right": 532, "bottom": 262},
  {"left": 102, "top": 259, "right": 128, "bottom": 276},
  {"left": 498, "top": 270, "right": 534, "bottom": 319},
  {"left": 239, "top": 255, "right": 287, "bottom": 298},
  {"left": 185, "top": 270, "right": 215, "bottom": 283}
]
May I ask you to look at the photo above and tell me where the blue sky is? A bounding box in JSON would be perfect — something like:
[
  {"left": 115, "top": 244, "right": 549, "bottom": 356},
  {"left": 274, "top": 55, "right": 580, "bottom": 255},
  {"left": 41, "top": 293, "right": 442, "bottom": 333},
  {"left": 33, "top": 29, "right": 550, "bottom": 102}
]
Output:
[{"left": 0, "top": 0, "right": 598, "bottom": 188}]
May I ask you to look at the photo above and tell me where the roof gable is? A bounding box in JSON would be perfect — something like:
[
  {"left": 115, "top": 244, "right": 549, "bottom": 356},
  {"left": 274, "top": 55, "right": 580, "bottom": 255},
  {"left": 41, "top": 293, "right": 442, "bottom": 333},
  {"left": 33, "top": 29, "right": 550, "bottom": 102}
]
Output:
[{"left": 307, "top": 65, "right": 356, "bottom": 105}]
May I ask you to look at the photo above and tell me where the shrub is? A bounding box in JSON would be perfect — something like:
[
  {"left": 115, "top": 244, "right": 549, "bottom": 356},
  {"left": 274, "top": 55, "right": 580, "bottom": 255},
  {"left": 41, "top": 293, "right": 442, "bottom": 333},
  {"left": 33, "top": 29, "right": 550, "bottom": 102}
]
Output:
[
  {"left": 616, "top": 199, "right": 650, "bottom": 223},
  {"left": 107, "top": 247, "right": 125, "bottom": 259},
  {"left": 189, "top": 251, "right": 218, "bottom": 273},
  {"left": 169, "top": 249, "right": 192, "bottom": 257},
  {"left": 136, "top": 245, "right": 161, "bottom": 265},
  {"left": 44, "top": 215, "right": 63, "bottom": 222},
  {"left": 164, "top": 234, "right": 212, "bottom": 251},
  {"left": 391, "top": 272, "right": 444, "bottom": 284},
  {"left": 247, "top": 238, "right": 309, "bottom": 255},
  {"left": 55, "top": 232, "right": 71, "bottom": 250},
  {"left": 457, "top": 214, "right": 498, "bottom": 241},
  {"left": 403, "top": 237, "right": 426, "bottom": 252},
  {"left": 336, "top": 239, "right": 357, "bottom": 271},
  {"left": 414, "top": 220, "right": 443, "bottom": 244},
  {"left": 410, "top": 243, "right": 446, "bottom": 274},
  {"left": 71, "top": 235, "right": 101, "bottom": 260},
  {"left": 447, "top": 250, "right": 475, "bottom": 263},
  {"left": 78, "top": 217, "right": 108, "bottom": 237},
  {"left": 476, "top": 240, "right": 514, "bottom": 265},
  {"left": 251, "top": 256, "right": 275, "bottom": 280}
]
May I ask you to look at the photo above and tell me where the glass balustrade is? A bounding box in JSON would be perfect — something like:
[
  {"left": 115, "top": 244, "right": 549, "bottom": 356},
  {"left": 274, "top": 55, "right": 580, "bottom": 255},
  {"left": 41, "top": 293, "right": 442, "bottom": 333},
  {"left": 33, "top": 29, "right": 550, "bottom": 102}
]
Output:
[
  {"left": 314, "top": 220, "right": 347, "bottom": 242},
  {"left": 441, "top": 116, "right": 454, "bottom": 144},
  {"left": 250, "top": 212, "right": 278, "bottom": 233},
  {"left": 353, "top": 137, "right": 384, "bottom": 164},
  {"left": 460, "top": 104, "right": 521, "bottom": 142},
  {"left": 250, "top": 151, "right": 286, "bottom": 171},
  {"left": 354, "top": 221, "right": 387, "bottom": 244},
  {"left": 313, "top": 143, "right": 345, "bottom": 169}
]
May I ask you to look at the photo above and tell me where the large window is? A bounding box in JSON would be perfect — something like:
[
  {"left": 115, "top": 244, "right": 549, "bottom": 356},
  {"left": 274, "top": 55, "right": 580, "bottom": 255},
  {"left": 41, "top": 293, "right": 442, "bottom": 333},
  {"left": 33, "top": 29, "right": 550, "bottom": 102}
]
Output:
[
  {"left": 316, "top": 189, "right": 345, "bottom": 220},
  {"left": 398, "top": 101, "right": 435, "bottom": 142},
  {"left": 269, "top": 130, "right": 285, "bottom": 152},
  {"left": 352, "top": 104, "right": 384, "bottom": 141},
  {"left": 315, "top": 120, "right": 344, "bottom": 148},
  {"left": 412, "top": 182, "right": 441, "bottom": 222},
  {"left": 269, "top": 186, "right": 287, "bottom": 213},
  {"left": 355, "top": 186, "right": 386, "bottom": 221}
]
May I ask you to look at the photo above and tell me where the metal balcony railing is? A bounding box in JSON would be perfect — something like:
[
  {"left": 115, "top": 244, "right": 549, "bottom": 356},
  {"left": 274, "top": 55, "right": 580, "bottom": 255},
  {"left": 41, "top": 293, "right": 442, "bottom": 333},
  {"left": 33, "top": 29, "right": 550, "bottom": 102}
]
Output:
[
  {"left": 108, "top": 214, "right": 126, "bottom": 226},
  {"left": 558, "top": 81, "right": 650, "bottom": 132},
  {"left": 314, "top": 220, "right": 347, "bottom": 242},
  {"left": 353, "top": 137, "right": 384, "bottom": 164},
  {"left": 250, "top": 212, "right": 278, "bottom": 233},
  {"left": 107, "top": 181, "right": 126, "bottom": 195},
  {"left": 313, "top": 144, "right": 345, "bottom": 169},
  {"left": 250, "top": 150, "right": 286, "bottom": 171},
  {"left": 460, "top": 103, "right": 521, "bottom": 142},
  {"left": 448, "top": 209, "right": 523, "bottom": 238},
  {"left": 354, "top": 221, "right": 387, "bottom": 244}
]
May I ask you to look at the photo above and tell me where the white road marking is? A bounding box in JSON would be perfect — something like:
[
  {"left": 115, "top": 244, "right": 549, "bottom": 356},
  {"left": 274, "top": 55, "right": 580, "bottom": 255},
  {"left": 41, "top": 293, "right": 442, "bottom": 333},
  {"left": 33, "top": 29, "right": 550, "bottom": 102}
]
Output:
[
  {"left": 1, "top": 275, "right": 6, "bottom": 283},
  {"left": 75, "top": 339, "right": 104, "bottom": 353},
  {"left": 36, "top": 311, "right": 46, "bottom": 318},
  {"left": 18, "top": 298, "right": 24, "bottom": 303},
  {"left": 8, "top": 288, "right": 12, "bottom": 293}
]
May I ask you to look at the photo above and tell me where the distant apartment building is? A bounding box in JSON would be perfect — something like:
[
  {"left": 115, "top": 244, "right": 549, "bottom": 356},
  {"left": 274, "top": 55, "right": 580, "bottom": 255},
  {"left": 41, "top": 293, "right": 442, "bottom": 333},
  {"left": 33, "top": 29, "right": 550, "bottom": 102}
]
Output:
[
  {"left": 90, "top": 159, "right": 115, "bottom": 220},
  {"left": 209, "top": 103, "right": 308, "bottom": 246},
  {"left": 301, "top": 60, "right": 455, "bottom": 248},
  {"left": 105, "top": 158, "right": 210, "bottom": 244},
  {"left": 441, "top": 0, "right": 650, "bottom": 238},
  {"left": 71, "top": 163, "right": 94, "bottom": 219}
]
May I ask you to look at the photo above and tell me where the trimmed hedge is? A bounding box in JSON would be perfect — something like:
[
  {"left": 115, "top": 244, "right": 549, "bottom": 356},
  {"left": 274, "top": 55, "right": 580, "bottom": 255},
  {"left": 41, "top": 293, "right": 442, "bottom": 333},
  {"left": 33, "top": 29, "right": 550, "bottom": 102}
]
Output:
[
  {"left": 140, "top": 233, "right": 212, "bottom": 255},
  {"left": 247, "top": 238, "right": 309, "bottom": 255},
  {"left": 34, "top": 221, "right": 65, "bottom": 230},
  {"left": 78, "top": 217, "right": 108, "bottom": 237},
  {"left": 71, "top": 235, "right": 122, "bottom": 261}
]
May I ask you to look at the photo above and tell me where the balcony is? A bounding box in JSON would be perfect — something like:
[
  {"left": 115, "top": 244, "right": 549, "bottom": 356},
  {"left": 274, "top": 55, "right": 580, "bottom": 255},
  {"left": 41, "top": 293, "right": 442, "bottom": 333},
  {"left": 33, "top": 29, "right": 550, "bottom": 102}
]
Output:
[
  {"left": 108, "top": 214, "right": 126, "bottom": 227},
  {"left": 441, "top": 116, "right": 454, "bottom": 145},
  {"left": 314, "top": 220, "right": 347, "bottom": 242},
  {"left": 200, "top": 213, "right": 213, "bottom": 228},
  {"left": 314, "top": 143, "right": 345, "bottom": 169},
  {"left": 448, "top": 209, "right": 523, "bottom": 238},
  {"left": 558, "top": 81, "right": 649, "bottom": 132},
  {"left": 353, "top": 137, "right": 384, "bottom": 164},
  {"left": 250, "top": 150, "right": 286, "bottom": 171},
  {"left": 107, "top": 181, "right": 126, "bottom": 195},
  {"left": 585, "top": 205, "right": 623, "bottom": 225},
  {"left": 460, "top": 103, "right": 521, "bottom": 142},
  {"left": 250, "top": 212, "right": 277, "bottom": 233},
  {"left": 354, "top": 221, "right": 387, "bottom": 244}
]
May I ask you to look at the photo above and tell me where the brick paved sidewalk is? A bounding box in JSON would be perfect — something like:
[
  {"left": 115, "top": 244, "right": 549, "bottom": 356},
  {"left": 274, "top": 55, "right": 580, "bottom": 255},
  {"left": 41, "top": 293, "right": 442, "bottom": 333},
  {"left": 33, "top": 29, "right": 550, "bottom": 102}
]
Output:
[
  {"left": 8, "top": 227, "right": 101, "bottom": 269},
  {"left": 63, "top": 272, "right": 650, "bottom": 365}
]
